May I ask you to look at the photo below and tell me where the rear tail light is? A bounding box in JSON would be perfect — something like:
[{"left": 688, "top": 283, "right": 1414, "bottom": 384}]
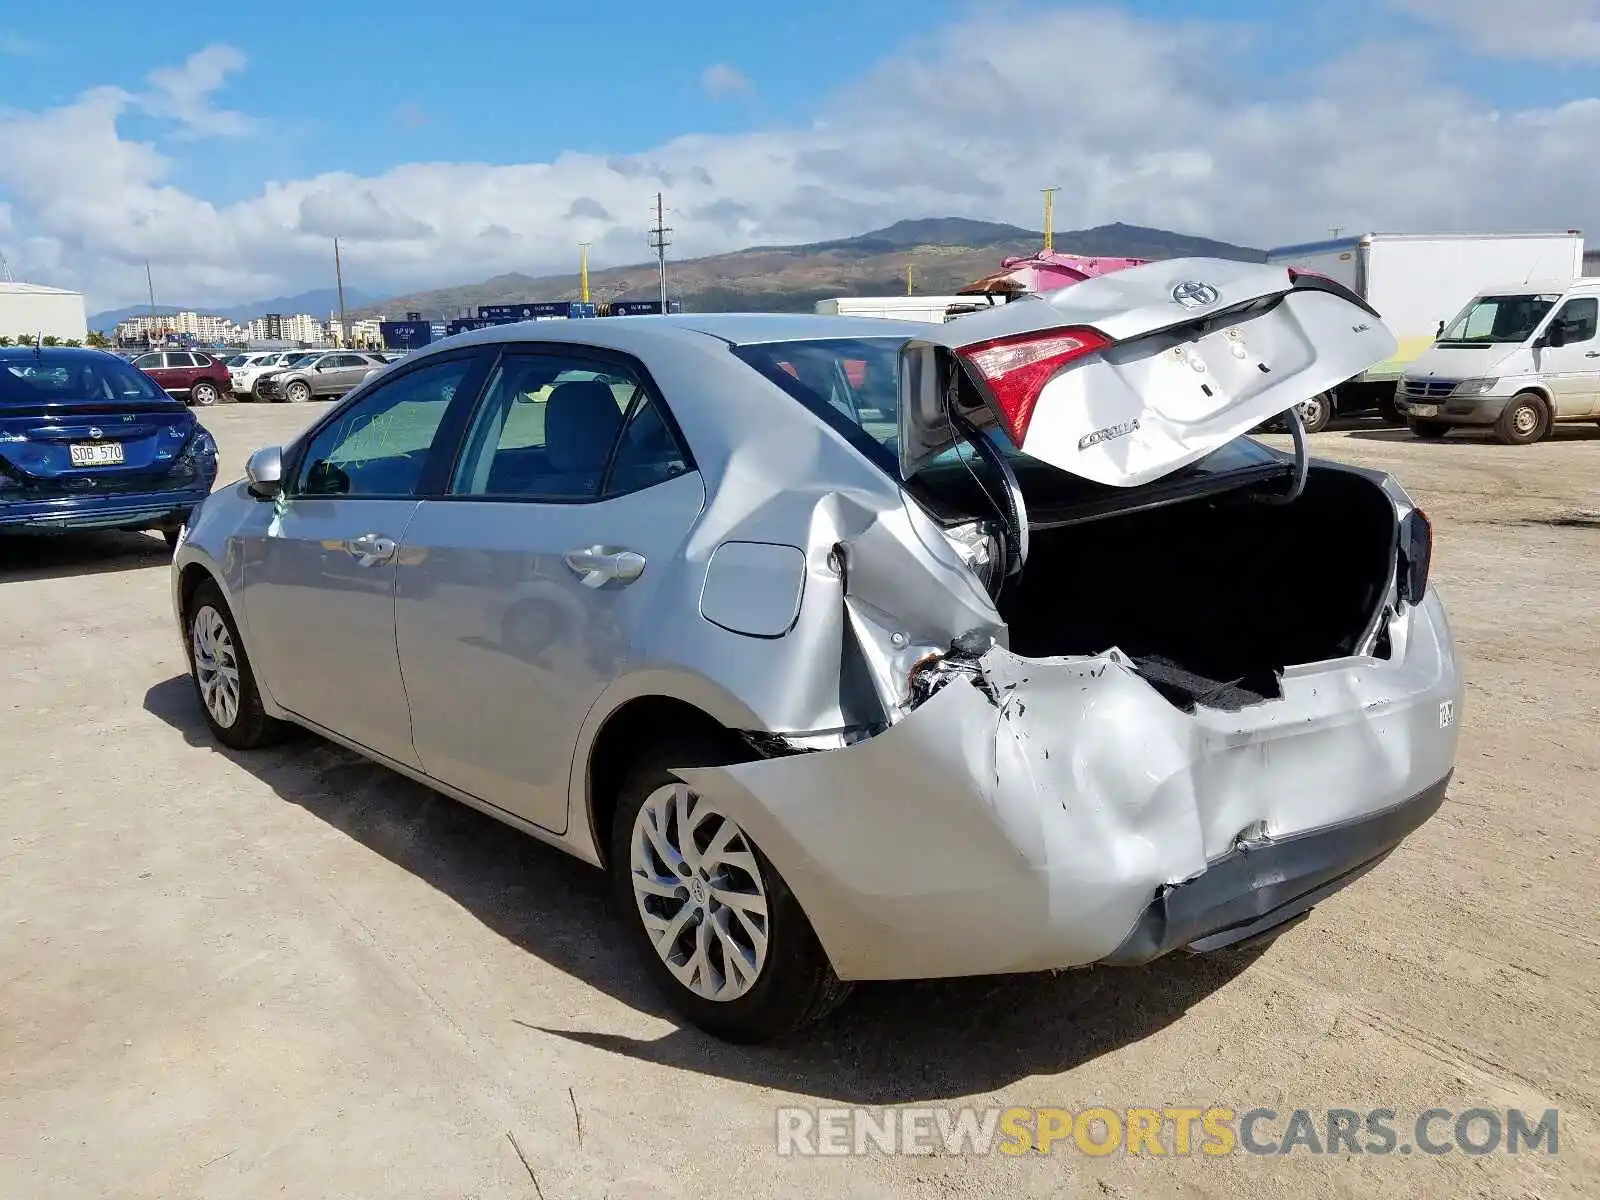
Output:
[
  {"left": 955, "top": 327, "right": 1111, "bottom": 446},
  {"left": 1286, "top": 268, "right": 1332, "bottom": 285},
  {"left": 1398, "top": 507, "right": 1432, "bottom": 605}
]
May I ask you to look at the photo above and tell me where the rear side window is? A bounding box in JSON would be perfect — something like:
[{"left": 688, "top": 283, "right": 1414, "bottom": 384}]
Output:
[
  {"left": 732, "top": 337, "right": 905, "bottom": 474},
  {"left": 0, "top": 356, "right": 170, "bottom": 404},
  {"left": 451, "top": 353, "right": 689, "bottom": 500}
]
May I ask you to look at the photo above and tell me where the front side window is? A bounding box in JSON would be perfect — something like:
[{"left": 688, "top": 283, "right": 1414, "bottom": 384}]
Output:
[
  {"left": 451, "top": 353, "right": 687, "bottom": 500},
  {"left": 133, "top": 353, "right": 161, "bottom": 369},
  {"left": 1552, "top": 297, "right": 1597, "bottom": 343},
  {"left": 295, "top": 356, "right": 473, "bottom": 498}
]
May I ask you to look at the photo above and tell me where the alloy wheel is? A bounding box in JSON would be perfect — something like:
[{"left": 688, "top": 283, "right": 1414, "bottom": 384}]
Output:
[
  {"left": 629, "top": 782, "right": 770, "bottom": 1001},
  {"left": 190, "top": 604, "right": 241, "bottom": 728},
  {"left": 192, "top": 383, "right": 219, "bottom": 406},
  {"left": 286, "top": 382, "right": 311, "bottom": 403}
]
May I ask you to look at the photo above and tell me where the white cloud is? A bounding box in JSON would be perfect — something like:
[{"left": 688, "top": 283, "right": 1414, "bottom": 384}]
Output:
[
  {"left": 139, "top": 44, "right": 255, "bottom": 137},
  {"left": 1396, "top": 0, "right": 1600, "bottom": 61},
  {"left": 700, "top": 63, "right": 753, "bottom": 99},
  {"left": 1, "top": 11, "right": 1597, "bottom": 311}
]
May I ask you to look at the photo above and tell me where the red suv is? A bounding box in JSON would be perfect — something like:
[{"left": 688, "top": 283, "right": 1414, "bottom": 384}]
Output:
[{"left": 130, "top": 350, "right": 232, "bottom": 406}]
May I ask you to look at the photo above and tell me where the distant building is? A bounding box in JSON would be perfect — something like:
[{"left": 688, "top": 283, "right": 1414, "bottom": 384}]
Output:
[{"left": 0, "top": 281, "right": 89, "bottom": 342}]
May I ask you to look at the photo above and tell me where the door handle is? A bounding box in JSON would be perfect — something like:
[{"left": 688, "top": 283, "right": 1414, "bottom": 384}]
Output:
[
  {"left": 344, "top": 532, "right": 397, "bottom": 566},
  {"left": 1585, "top": 350, "right": 1600, "bottom": 358},
  {"left": 563, "top": 545, "right": 646, "bottom": 588}
]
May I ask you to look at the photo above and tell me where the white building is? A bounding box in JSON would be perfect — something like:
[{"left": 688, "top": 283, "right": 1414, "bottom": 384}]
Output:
[{"left": 0, "top": 282, "right": 89, "bottom": 343}]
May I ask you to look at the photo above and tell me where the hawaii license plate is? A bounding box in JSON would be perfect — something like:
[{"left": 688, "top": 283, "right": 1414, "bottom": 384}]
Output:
[{"left": 69, "top": 442, "right": 124, "bottom": 466}]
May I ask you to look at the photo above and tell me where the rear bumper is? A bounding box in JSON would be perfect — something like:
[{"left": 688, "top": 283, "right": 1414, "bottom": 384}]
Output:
[
  {"left": 677, "top": 591, "right": 1462, "bottom": 983},
  {"left": 0, "top": 488, "right": 209, "bottom": 532},
  {"left": 1101, "top": 773, "right": 1449, "bottom": 964}
]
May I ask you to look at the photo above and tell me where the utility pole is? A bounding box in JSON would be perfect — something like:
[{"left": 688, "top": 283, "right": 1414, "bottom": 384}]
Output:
[
  {"left": 648, "top": 192, "right": 672, "bottom": 312},
  {"left": 906, "top": 264, "right": 913, "bottom": 295},
  {"left": 333, "top": 237, "right": 347, "bottom": 347},
  {"left": 1041, "top": 186, "right": 1060, "bottom": 254},
  {"left": 1329, "top": 226, "right": 1344, "bottom": 239},
  {"left": 0, "top": 251, "right": 12, "bottom": 284},
  {"left": 145, "top": 259, "right": 156, "bottom": 317},
  {"left": 579, "top": 242, "right": 591, "bottom": 304}
]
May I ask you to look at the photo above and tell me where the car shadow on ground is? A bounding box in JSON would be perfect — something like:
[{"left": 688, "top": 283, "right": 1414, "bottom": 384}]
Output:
[
  {"left": 144, "top": 673, "right": 1267, "bottom": 1105},
  {"left": 1345, "top": 423, "right": 1600, "bottom": 445},
  {"left": 0, "top": 530, "right": 171, "bottom": 582}
]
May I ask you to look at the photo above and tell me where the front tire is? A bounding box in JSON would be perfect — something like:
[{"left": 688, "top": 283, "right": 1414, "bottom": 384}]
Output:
[
  {"left": 185, "top": 581, "right": 287, "bottom": 750},
  {"left": 1494, "top": 392, "right": 1550, "bottom": 446},
  {"left": 610, "top": 741, "right": 850, "bottom": 1042},
  {"left": 285, "top": 381, "right": 311, "bottom": 404},
  {"left": 1407, "top": 418, "right": 1451, "bottom": 440},
  {"left": 190, "top": 381, "right": 220, "bottom": 406}
]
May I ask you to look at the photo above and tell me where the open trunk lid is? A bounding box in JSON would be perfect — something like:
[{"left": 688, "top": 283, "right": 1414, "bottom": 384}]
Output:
[{"left": 899, "top": 257, "right": 1396, "bottom": 486}]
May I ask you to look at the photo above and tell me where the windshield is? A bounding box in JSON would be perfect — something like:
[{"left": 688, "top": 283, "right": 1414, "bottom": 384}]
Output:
[
  {"left": 731, "top": 336, "right": 1286, "bottom": 516},
  {"left": 1439, "top": 294, "right": 1558, "bottom": 346},
  {"left": 0, "top": 354, "right": 173, "bottom": 404}
]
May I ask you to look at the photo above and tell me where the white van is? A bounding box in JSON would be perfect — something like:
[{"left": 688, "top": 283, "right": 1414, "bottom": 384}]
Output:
[{"left": 1396, "top": 277, "right": 1600, "bottom": 444}]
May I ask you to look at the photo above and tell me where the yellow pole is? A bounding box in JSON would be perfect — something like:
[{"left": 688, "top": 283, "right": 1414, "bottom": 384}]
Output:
[
  {"left": 1041, "top": 186, "right": 1060, "bottom": 253},
  {"left": 906, "top": 264, "right": 913, "bottom": 295},
  {"left": 579, "top": 242, "right": 591, "bottom": 304}
]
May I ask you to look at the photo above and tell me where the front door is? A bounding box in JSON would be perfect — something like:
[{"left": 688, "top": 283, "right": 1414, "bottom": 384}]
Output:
[
  {"left": 395, "top": 347, "right": 702, "bottom": 832},
  {"left": 1538, "top": 297, "right": 1600, "bottom": 417},
  {"left": 239, "top": 351, "right": 487, "bottom": 765}
]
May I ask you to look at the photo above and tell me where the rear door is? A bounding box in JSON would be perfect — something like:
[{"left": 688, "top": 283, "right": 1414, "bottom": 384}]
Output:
[
  {"left": 898, "top": 257, "right": 1399, "bottom": 487},
  {"left": 395, "top": 345, "right": 701, "bottom": 832}
]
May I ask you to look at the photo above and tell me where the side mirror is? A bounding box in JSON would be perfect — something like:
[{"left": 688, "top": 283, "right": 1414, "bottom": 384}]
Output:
[
  {"left": 245, "top": 445, "right": 284, "bottom": 499},
  {"left": 1542, "top": 322, "right": 1567, "bottom": 349}
]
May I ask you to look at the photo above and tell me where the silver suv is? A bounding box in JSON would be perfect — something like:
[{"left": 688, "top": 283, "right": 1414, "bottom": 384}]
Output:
[{"left": 255, "top": 352, "right": 386, "bottom": 403}]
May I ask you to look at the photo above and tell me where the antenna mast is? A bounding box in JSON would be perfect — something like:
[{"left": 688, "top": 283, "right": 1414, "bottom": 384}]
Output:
[
  {"left": 0, "top": 251, "right": 12, "bottom": 283},
  {"left": 648, "top": 192, "right": 672, "bottom": 311},
  {"left": 1041, "top": 186, "right": 1061, "bottom": 254}
]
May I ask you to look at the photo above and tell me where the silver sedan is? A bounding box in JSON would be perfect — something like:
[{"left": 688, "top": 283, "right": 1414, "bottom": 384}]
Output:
[{"left": 171, "top": 258, "right": 1462, "bottom": 1042}]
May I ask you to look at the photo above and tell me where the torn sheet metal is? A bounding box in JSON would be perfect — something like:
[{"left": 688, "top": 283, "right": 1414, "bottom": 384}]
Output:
[{"left": 675, "top": 591, "right": 1461, "bottom": 983}]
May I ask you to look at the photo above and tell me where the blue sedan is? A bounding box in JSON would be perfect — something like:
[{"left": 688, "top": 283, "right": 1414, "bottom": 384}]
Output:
[{"left": 0, "top": 347, "right": 218, "bottom": 545}]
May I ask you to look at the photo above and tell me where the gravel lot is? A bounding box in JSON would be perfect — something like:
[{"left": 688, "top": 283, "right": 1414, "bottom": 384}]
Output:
[{"left": 3, "top": 403, "right": 1596, "bottom": 1198}]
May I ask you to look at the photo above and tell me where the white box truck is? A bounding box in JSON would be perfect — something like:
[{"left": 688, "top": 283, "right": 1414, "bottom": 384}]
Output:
[
  {"left": 1265, "top": 231, "right": 1584, "bottom": 430},
  {"left": 813, "top": 296, "right": 970, "bottom": 323}
]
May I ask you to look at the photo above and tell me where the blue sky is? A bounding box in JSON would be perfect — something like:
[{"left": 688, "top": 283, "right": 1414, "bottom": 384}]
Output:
[{"left": 2, "top": 0, "right": 1596, "bottom": 308}]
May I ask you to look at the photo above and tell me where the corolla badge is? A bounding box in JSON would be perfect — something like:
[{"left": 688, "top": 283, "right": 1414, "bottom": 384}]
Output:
[{"left": 1171, "top": 280, "right": 1220, "bottom": 309}]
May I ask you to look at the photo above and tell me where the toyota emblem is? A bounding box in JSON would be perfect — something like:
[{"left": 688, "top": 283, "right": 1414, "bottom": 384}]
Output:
[{"left": 1171, "top": 281, "right": 1220, "bottom": 309}]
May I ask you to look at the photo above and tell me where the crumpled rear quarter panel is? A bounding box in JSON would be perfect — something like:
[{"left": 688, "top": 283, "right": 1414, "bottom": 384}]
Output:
[{"left": 677, "top": 591, "right": 1461, "bottom": 982}]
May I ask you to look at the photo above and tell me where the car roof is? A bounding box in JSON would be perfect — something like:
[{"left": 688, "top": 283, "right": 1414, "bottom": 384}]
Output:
[
  {"left": 0, "top": 346, "right": 123, "bottom": 365},
  {"left": 437, "top": 311, "right": 932, "bottom": 355}
]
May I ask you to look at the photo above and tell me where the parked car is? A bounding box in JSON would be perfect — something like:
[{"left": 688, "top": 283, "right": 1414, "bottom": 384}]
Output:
[
  {"left": 171, "top": 260, "right": 1462, "bottom": 1041},
  {"left": 131, "top": 349, "right": 232, "bottom": 407},
  {"left": 253, "top": 351, "right": 387, "bottom": 403},
  {"left": 1, "top": 347, "right": 218, "bottom": 543},
  {"left": 1396, "top": 276, "right": 1600, "bottom": 443},
  {"left": 229, "top": 351, "right": 298, "bottom": 399}
]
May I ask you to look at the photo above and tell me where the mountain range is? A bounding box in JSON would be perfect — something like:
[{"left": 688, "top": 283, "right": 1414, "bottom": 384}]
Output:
[
  {"left": 89, "top": 218, "right": 1267, "bottom": 330},
  {"left": 348, "top": 219, "right": 1267, "bottom": 319},
  {"left": 89, "top": 286, "right": 377, "bottom": 333}
]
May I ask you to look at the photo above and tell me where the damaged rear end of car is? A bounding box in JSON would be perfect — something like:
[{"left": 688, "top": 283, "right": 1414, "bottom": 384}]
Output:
[{"left": 678, "top": 258, "right": 1462, "bottom": 984}]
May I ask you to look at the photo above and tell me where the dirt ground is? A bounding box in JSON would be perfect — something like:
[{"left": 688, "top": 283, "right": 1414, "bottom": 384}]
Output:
[{"left": 2, "top": 403, "right": 1595, "bottom": 1199}]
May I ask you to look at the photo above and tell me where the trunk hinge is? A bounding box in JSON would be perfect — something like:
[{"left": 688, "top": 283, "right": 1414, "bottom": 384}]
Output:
[{"left": 1258, "top": 404, "right": 1309, "bottom": 506}]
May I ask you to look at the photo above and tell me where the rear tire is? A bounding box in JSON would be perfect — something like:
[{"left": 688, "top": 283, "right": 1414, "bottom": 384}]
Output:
[
  {"left": 1494, "top": 392, "right": 1550, "bottom": 446},
  {"left": 609, "top": 738, "right": 850, "bottom": 1042},
  {"left": 1407, "top": 418, "right": 1451, "bottom": 440},
  {"left": 1295, "top": 392, "right": 1334, "bottom": 434},
  {"left": 190, "top": 381, "right": 220, "bottom": 406},
  {"left": 184, "top": 580, "right": 287, "bottom": 750}
]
